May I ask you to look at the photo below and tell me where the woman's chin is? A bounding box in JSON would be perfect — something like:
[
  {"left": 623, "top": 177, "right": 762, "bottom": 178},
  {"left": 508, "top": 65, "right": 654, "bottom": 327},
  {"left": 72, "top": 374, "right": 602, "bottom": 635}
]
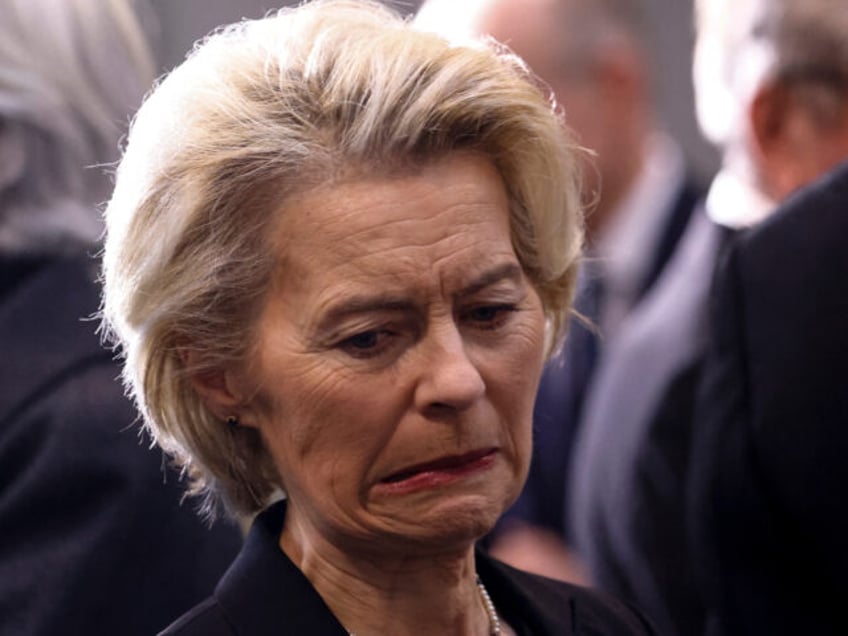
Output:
[{"left": 364, "top": 490, "right": 509, "bottom": 554}]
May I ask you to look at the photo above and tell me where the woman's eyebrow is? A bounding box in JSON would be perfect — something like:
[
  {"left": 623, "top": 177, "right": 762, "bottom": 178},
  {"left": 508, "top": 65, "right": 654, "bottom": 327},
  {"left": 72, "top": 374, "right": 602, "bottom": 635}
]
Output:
[
  {"left": 317, "top": 296, "right": 415, "bottom": 331},
  {"left": 315, "top": 262, "right": 523, "bottom": 332},
  {"left": 455, "top": 262, "right": 524, "bottom": 298}
]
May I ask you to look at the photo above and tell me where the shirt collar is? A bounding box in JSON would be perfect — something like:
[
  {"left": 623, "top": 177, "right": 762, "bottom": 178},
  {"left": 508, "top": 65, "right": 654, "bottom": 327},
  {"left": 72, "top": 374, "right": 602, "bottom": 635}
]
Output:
[{"left": 704, "top": 168, "right": 776, "bottom": 229}]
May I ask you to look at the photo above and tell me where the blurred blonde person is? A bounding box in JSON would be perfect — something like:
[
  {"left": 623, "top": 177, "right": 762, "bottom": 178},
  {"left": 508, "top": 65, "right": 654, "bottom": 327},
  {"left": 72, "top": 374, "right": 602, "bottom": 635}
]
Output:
[{"left": 0, "top": 2, "right": 243, "bottom": 634}]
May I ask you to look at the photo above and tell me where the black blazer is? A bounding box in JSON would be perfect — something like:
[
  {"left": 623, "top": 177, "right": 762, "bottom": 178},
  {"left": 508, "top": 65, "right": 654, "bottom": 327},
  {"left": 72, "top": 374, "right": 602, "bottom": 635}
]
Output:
[
  {"left": 162, "top": 500, "right": 658, "bottom": 635},
  {"left": 689, "top": 161, "right": 848, "bottom": 636},
  {"left": 0, "top": 255, "right": 243, "bottom": 636}
]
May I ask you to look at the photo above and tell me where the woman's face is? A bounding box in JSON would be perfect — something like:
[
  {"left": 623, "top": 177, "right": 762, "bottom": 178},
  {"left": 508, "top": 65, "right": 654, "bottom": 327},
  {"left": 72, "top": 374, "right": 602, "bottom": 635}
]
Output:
[{"left": 241, "top": 153, "right": 547, "bottom": 557}]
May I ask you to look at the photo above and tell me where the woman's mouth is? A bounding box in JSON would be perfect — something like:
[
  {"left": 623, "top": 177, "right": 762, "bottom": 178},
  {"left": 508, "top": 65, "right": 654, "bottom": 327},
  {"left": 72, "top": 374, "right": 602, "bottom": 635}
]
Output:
[{"left": 374, "top": 448, "right": 498, "bottom": 495}]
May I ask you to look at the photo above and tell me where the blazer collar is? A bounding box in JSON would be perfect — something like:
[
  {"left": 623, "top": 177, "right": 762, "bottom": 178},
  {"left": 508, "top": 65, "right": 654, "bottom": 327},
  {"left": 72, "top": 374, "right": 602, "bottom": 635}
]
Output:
[
  {"left": 214, "top": 501, "right": 348, "bottom": 635},
  {"left": 214, "top": 501, "right": 572, "bottom": 635}
]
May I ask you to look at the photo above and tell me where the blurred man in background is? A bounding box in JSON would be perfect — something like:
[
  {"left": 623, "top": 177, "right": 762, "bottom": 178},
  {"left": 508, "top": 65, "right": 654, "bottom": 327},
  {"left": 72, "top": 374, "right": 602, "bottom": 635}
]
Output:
[
  {"left": 0, "top": 1, "right": 242, "bottom": 634},
  {"left": 569, "top": 0, "right": 848, "bottom": 633},
  {"left": 691, "top": 159, "right": 848, "bottom": 636},
  {"left": 688, "top": 0, "right": 848, "bottom": 632}
]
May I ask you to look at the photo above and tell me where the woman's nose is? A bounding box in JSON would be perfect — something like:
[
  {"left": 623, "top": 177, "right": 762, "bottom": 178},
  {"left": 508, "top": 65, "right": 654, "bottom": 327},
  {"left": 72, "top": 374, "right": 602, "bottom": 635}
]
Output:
[{"left": 413, "top": 322, "right": 485, "bottom": 414}]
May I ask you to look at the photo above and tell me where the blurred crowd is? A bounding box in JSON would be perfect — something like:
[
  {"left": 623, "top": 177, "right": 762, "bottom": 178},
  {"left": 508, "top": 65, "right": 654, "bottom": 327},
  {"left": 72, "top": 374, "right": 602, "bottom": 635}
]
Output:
[{"left": 2, "top": 0, "right": 846, "bottom": 634}]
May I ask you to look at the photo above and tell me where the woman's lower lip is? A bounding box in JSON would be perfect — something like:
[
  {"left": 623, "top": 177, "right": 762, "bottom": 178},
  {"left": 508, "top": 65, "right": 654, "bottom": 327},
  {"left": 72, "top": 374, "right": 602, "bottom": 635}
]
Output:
[{"left": 373, "top": 451, "right": 497, "bottom": 495}]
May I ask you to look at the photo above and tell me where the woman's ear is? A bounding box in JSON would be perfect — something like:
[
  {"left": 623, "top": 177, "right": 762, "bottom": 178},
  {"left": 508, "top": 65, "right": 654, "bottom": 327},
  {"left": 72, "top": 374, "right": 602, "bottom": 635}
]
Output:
[{"left": 180, "top": 348, "right": 260, "bottom": 429}]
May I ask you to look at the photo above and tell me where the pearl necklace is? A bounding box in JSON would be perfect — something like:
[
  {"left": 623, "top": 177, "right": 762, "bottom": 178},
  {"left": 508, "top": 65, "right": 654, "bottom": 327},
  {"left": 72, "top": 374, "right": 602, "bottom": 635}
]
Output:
[
  {"left": 348, "top": 575, "right": 501, "bottom": 635},
  {"left": 476, "top": 574, "right": 502, "bottom": 635}
]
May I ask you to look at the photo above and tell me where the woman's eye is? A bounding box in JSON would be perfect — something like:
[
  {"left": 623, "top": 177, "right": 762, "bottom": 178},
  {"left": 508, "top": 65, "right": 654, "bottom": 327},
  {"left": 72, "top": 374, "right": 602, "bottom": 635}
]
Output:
[
  {"left": 338, "top": 330, "right": 391, "bottom": 358},
  {"left": 465, "top": 304, "right": 517, "bottom": 328}
]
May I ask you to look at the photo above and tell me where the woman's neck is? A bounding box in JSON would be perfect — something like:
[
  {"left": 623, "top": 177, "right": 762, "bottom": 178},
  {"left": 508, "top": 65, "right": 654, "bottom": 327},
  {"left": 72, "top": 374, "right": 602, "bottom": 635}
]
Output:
[{"left": 279, "top": 516, "right": 498, "bottom": 635}]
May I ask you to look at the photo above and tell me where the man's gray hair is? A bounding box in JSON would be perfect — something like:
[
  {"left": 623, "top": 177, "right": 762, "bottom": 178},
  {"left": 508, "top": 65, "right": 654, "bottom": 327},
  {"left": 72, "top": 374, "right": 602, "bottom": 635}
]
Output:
[{"left": 695, "top": 0, "right": 848, "bottom": 149}]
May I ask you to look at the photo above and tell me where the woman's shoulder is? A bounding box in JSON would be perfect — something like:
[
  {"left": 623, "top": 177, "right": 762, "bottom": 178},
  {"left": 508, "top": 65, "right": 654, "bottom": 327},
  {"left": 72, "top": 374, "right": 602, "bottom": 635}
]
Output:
[
  {"left": 478, "top": 552, "right": 658, "bottom": 635},
  {"left": 158, "top": 597, "right": 234, "bottom": 636}
]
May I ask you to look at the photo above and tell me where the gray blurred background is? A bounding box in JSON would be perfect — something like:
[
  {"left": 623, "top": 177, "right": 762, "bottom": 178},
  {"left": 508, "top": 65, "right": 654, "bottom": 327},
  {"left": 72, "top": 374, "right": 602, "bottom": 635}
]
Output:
[{"left": 148, "top": 0, "right": 719, "bottom": 183}]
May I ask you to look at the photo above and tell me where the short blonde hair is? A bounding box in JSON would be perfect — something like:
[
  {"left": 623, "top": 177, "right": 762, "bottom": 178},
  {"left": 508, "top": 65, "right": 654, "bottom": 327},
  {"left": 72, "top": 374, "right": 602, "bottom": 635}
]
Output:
[{"left": 102, "top": 0, "right": 583, "bottom": 518}]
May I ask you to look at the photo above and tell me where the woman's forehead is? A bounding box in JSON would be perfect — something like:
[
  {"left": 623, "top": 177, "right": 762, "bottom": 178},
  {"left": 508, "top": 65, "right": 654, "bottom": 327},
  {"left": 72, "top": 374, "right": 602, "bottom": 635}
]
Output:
[
  {"left": 260, "top": 153, "right": 521, "bottom": 312},
  {"left": 269, "top": 152, "right": 511, "bottom": 252}
]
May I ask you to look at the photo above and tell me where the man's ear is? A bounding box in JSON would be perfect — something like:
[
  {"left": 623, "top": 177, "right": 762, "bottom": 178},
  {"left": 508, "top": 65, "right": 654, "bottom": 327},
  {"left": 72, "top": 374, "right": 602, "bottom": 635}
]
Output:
[
  {"left": 749, "top": 80, "right": 802, "bottom": 199},
  {"left": 750, "top": 80, "right": 791, "bottom": 155},
  {"left": 750, "top": 79, "right": 848, "bottom": 199},
  {"left": 180, "top": 348, "right": 259, "bottom": 428}
]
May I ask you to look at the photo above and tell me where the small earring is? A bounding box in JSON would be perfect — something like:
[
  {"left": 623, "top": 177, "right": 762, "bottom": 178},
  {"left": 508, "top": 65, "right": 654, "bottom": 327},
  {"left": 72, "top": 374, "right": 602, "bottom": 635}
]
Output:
[{"left": 226, "top": 415, "right": 240, "bottom": 427}]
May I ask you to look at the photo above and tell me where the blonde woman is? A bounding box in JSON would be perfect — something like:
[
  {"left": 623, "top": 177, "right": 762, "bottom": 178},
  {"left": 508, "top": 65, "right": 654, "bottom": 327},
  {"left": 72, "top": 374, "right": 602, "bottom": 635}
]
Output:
[{"left": 102, "top": 1, "right": 658, "bottom": 634}]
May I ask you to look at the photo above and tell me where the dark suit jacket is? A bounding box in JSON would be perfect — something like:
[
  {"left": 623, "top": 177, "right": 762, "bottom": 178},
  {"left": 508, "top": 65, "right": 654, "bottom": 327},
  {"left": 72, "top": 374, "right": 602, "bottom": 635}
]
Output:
[
  {"left": 568, "top": 208, "right": 735, "bottom": 636},
  {"left": 0, "top": 255, "right": 243, "bottom": 636},
  {"left": 162, "top": 500, "right": 658, "bottom": 635},
  {"left": 689, "top": 161, "right": 848, "bottom": 636}
]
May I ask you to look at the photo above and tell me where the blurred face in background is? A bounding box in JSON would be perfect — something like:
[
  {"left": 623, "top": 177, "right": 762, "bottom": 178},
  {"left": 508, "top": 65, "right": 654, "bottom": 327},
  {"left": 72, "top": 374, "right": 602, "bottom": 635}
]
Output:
[{"left": 472, "top": 0, "right": 649, "bottom": 238}]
